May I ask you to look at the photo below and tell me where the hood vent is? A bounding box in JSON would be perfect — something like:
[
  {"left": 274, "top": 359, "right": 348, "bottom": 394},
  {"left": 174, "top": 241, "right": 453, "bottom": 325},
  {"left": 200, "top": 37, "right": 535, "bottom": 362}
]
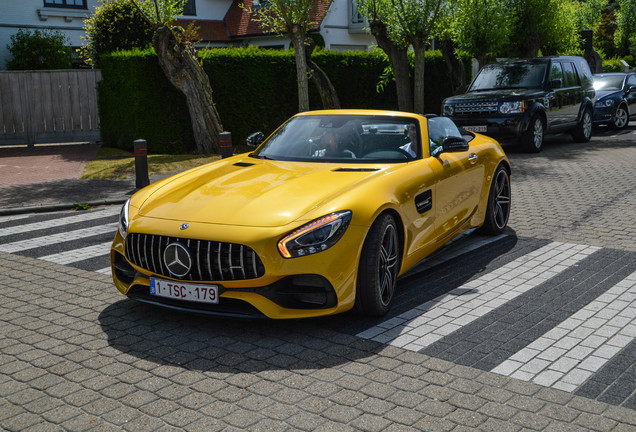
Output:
[
  {"left": 233, "top": 162, "right": 255, "bottom": 167},
  {"left": 332, "top": 167, "right": 380, "bottom": 172}
]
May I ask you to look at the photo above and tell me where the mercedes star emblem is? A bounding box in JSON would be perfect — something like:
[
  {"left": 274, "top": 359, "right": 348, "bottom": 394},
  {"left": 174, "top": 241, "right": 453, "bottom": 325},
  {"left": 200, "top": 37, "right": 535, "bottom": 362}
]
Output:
[{"left": 163, "top": 243, "right": 192, "bottom": 277}]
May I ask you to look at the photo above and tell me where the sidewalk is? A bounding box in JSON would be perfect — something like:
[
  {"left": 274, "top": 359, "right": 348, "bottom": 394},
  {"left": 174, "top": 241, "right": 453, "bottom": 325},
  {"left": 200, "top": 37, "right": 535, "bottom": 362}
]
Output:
[{"left": 0, "top": 143, "right": 161, "bottom": 215}]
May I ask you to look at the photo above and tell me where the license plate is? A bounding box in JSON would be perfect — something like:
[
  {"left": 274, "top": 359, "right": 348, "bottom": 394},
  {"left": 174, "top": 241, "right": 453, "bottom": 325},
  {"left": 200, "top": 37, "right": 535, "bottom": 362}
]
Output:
[
  {"left": 150, "top": 278, "right": 219, "bottom": 304},
  {"left": 464, "top": 125, "right": 487, "bottom": 133}
]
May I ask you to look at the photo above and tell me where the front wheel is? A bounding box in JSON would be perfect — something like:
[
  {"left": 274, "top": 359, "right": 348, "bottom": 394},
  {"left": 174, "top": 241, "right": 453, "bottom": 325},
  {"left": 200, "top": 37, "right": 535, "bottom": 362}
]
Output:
[
  {"left": 355, "top": 214, "right": 400, "bottom": 316},
  {"left": 572, "top": 109, "right": 593, "bottom": 142},
  {"left": 479, "top": 165, "right": 511, "bottom": 235},
  {"left": 611, "top": 105, "right": 629, "bottom": 130},
  {"left": 520, "top": 115, "right": 544, "bottom": 153}
]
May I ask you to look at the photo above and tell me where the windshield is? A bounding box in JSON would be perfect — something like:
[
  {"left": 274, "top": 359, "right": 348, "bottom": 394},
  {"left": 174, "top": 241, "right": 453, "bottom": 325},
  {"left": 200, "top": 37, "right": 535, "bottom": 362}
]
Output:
[
  {"left": 252, "top": 115, "right": 419, "bottom": 163},
  {"left": 593, "top": 75, "right": 625, "bottom": 91},
  {"left": 470, "top": 62, "right": 547, "bottom": 91}
]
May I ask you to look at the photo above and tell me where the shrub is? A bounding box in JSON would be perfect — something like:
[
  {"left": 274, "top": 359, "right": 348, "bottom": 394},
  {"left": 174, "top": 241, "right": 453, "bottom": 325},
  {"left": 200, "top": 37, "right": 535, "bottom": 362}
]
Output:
[
  {"left": 98, "top": 48, "right": 460, "bottom": 153},
  {"left": 5, "top": 29, "right": 71, "bottom": 70},
  {"left": 81, "top": 0, "right": 154, "bottom": 67}
]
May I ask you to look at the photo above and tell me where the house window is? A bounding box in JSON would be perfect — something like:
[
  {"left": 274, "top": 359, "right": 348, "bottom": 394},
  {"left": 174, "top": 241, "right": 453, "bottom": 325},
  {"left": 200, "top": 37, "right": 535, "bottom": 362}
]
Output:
[
  {"left": 182, "top": 0, "right": 196, "bottom": 15},
  {"left": 350, "top": 0, "right": 365, "bottom": 24},
  {"left": 43, "top": 0, "right": 87, "bottom": 8}
]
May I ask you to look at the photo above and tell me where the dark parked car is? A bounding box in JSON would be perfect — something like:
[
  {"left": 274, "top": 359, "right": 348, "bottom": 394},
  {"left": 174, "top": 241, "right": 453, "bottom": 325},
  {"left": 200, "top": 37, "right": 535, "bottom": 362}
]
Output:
[
  {"left": 442, "top": 56, "right": 596, "bottom": 152},
  {"left": 593, "top": 72, "right": 636, "bottom": 130}
]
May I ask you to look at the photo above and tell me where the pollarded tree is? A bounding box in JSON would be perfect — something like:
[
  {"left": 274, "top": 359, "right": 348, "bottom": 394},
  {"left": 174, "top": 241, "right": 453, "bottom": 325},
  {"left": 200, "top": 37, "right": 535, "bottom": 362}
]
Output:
[
  {"left": 390, "top": 0, "right": 442, "bottom": 114},
  {"left": 250, "top": 0, "right": 339, "bottom": 112},
  {"left": 130, "top": 0, "right": 223, "bottom": 154},
  {"left": 357, "top": 0, "right": 413, "bottom": 112}
]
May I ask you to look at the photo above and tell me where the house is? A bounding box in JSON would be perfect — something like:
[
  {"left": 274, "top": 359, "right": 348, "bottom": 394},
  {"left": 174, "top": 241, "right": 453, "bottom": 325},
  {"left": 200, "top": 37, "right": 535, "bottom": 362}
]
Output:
[{"left": 0, "top": 0, "right": 375, "bottom": 70}]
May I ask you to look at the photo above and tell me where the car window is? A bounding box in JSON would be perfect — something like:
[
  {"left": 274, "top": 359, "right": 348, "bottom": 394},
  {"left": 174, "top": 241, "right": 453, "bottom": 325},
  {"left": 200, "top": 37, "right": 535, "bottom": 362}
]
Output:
[
  {"left": 550, "top": 63, "right": 564, "bottom": 83},
  {"left": 594, "top": 75, "right": 626, "bottom": 91},
  {"left": 253, "top": 115, "right": 419, "bottom": 163},
  {"left": 427, "top": 117, "right": 463, "bottom": 156},
  {"left": 470, "top": 62, "right": 547, "bottom": 90},
  {"left": 562, "top": 62, "right": 579, "bottom": 87},
  {"left": 576, "top": 58, "right": 593, "bottom": 88},
  {"left": 628, "top": 74, "right": 636, "bottom": 88}
]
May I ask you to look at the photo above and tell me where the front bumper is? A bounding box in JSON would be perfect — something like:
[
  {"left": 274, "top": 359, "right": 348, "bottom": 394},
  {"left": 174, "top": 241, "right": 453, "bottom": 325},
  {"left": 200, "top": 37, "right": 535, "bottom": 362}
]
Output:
[
  {"left": 448, "top": 115, "right": 525, "bottom": 140},
  {"left": 110, "top": 219, "right": 366, "bottom": 319}
]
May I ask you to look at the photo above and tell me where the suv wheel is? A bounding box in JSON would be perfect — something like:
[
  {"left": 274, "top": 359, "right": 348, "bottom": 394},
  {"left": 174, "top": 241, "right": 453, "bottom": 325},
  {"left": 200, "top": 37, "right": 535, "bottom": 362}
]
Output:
[
  {"left": 572, "top": 109, "right": 593, "bottom": 142},
  {"left": 520, "top": 114, "right": 544, "bottom": 153}
]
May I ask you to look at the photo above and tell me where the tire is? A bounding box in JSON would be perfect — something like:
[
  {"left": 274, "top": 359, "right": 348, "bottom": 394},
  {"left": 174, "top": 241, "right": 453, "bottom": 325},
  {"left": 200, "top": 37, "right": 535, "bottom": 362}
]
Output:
[
  {"left": 520, "top": 114, "right": 544, "bottom": 153},
  {"left": 611, "top": 104, "right": 629, "bottom": 130},
  {"left": 479, "top": 165, "right": 511, "bottom": 235},
  {"left": 571, "top": 108, "right": 593, "bottom": 142},
  {"left": 355, "top": 214, "right": 400, "bottom": 316}
]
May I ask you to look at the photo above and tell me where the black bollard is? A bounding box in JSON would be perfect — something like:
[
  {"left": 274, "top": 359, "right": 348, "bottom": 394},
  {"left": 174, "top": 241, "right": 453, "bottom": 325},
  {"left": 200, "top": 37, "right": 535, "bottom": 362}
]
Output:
[
  {"left": 220, "top": 132, "right": 233, "bottom": 158},
  {"left": 134, "top": 139, "right": 150, "bottom": 189}
]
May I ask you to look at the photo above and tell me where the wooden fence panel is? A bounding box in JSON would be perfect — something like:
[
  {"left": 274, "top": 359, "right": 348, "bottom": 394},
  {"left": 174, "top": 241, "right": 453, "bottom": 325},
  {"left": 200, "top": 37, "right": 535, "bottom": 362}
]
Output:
[{"left": 0, "top": 69, "right": 101, "bottom": 146}]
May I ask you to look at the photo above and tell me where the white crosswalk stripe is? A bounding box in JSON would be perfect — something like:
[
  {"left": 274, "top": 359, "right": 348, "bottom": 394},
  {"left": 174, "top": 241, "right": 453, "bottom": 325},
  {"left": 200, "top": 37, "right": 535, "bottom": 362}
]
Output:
[
  {"left": 0, "top": 223, "right": 117, "bottom": 253},
  {"left": 491, "top": 270, "right": 636, "bottom": 391},
  {"left": 356, "top": 242, "right": 601, "bottom": 351},
  {"left": 39, "top": 241, "right": 114, "bottom": 265},
  {"left": 0, "top": 208, "right": 119, "bottom": 238}
]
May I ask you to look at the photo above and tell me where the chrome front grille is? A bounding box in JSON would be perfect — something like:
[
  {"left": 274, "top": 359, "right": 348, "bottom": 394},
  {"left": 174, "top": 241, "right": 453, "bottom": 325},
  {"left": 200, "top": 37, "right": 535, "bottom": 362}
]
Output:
[
  {"left": 454, "top": 100, "right": 498, "bottom": 115},
  {"left": 125, "top": 233, "right": 265, "bottom": 281}
]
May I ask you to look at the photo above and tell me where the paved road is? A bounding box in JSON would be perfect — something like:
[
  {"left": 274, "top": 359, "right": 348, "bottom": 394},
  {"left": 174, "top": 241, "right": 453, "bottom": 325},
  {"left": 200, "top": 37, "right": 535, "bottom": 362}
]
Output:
[{"left": 1, "top": 126, "right": 635, "bottom": 431}]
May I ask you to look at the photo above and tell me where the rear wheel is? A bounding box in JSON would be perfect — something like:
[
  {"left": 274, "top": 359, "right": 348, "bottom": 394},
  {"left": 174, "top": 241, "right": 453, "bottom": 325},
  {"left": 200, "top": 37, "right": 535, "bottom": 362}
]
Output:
[
  {"left": 479, "top": 165, "right": 511, "bottom": 235},
  {"left": 520, "top": 114, "right": 544, "bottom": 153},
  {"left": 572, "top": 109, "right": 593, "bottom": 142},
  {"left": 611, "top": 104, "right": 629, "bottom": 130},
  {"left": 355, "top": 214, "right": 400, "bottom": 316}
]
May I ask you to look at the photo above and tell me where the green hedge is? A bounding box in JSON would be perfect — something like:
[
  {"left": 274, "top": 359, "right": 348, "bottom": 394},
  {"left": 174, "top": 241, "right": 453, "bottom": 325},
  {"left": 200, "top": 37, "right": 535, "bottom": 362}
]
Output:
[{"left": 99, "top": 47, "right": 459, "bottom": 154}]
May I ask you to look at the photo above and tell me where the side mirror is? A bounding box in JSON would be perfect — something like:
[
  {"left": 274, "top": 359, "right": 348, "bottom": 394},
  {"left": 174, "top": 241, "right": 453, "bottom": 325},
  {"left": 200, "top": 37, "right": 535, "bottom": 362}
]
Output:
[
  {"left": 246, "top": 132, "right": 265, "bottom": 148},
  {"left": 441, "top": 136, "right": 469, "bottom": 153},
  {"left": 550, "top": 79, "right": 563, "bottom": 89},
  {"left": 627, "top": 86, "right": 636, "bottom": 93}
]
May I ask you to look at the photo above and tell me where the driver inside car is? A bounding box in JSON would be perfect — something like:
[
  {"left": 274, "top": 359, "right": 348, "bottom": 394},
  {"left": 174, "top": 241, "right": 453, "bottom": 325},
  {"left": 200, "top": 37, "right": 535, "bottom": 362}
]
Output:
[{"left": 314, "top": 129, "right": 356, "bottom": 158}]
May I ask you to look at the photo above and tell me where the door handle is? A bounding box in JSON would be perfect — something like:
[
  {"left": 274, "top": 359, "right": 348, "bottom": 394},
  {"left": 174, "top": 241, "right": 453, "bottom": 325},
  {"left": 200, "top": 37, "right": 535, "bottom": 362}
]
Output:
[{"left": 468, "top": 153, "right": 478, "bottom": 164}]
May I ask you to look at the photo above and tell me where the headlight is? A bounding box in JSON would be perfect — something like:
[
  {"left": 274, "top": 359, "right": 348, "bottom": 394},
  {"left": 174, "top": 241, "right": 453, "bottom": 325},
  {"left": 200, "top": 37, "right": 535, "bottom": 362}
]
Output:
[
  {"left": 595, "top": 99, "right": 614, "bottom": 108},
  {"left": 443, "top": 104, "right": 454, "bottom": 116},
  {"left": 278, "top": 211, "right": 352, "bottom": 258},
  {"left": 118, "top": 199, "right": 130, "bottom": 238},
  {"left": 499, "top": 101, "right": 524, "bottom": 114}
]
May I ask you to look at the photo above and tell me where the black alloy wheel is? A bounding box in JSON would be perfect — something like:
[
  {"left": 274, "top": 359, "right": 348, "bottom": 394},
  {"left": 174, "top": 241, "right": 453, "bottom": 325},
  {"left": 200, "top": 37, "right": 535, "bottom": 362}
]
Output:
[
  {"left": 480, "top": 165, "right": 511, "bottom": 235},
  {"left": 355, "top": 214, "right": 400, "bottom": 316}
]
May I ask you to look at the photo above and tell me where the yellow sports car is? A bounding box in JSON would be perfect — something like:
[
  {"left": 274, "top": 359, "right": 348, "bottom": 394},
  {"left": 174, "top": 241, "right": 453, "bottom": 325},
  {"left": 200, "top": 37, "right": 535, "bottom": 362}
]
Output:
[{"left": 111, "top": 110, "right": 511, "bottom": 319}]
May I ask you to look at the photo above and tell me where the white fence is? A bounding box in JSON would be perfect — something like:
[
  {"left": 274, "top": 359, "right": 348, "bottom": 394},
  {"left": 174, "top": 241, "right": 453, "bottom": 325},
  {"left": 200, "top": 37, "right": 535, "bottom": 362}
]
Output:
[{"left": 0, "top": 69, "right": 101, "bottom": 146}]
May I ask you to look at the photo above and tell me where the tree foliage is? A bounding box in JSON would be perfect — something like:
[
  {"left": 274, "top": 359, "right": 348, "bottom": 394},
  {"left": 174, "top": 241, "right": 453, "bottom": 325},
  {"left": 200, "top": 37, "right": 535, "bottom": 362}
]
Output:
[
  {"left": 81, "top": 0, "right": 154, "bottom": 67},
  {"left": 5, "top": 29, "right": 71, "bottom": 70},
  {"left": 615, "top": 0, "right": 636, "bottom": 56}
]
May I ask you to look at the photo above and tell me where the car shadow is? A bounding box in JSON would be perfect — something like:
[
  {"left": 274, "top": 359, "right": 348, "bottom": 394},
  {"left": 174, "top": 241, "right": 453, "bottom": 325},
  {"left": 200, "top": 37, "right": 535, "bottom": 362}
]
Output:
[{"left": 98, "top": 230, "right": 523, "bottom": 373}]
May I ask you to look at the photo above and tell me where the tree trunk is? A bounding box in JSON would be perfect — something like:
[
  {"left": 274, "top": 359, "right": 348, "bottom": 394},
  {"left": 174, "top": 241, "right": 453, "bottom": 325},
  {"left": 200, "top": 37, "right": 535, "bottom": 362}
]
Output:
[
  {"left": 412, "top": 41, "right": 426, "bottom": 114},
  {"left": 369, "top": 20, "right": 413, "bottom": 112},
  {"left": 152, "top": 26, "right": 222, "bottom": 154},
  {"left": 305, "top": 38, "right": 340, "bottom": 109},
  {"left": 440, "top": 38, "right": 465, "bottom": 95},
  {"left": 291, "top": 27, "right": 310, "bottom": 112}
]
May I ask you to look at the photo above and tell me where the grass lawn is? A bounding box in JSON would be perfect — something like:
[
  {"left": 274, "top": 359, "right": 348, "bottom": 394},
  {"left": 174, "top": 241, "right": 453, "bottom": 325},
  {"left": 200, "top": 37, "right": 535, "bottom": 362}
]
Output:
[{"left": 82, "top": 146, "right": 222, "bottom": 180}]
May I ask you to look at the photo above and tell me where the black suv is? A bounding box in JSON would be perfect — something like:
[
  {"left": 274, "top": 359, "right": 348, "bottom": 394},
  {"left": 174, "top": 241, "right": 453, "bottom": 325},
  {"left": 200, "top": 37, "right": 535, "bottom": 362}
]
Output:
[{"left": 441, "top": 56, "right": 595, "bottom": 152}]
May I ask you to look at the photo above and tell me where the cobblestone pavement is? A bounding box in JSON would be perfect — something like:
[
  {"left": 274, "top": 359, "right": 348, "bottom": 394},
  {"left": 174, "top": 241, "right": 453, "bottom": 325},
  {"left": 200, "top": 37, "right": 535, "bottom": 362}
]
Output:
[{"left": 1, "top": 126, "right": 635, "bottom": 431}]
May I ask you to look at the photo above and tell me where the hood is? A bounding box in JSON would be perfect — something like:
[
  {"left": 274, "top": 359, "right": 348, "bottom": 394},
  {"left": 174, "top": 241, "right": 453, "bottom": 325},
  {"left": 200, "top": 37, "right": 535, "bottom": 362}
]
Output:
[
  {"left": 595, "top": 89, "right": 621, "bottom": 100},
  {"left": 137, "top": 157, "right": 385, "bottom": 227},
  {"left": 445, "top": 88, "right": 543, "bottom": 102}
]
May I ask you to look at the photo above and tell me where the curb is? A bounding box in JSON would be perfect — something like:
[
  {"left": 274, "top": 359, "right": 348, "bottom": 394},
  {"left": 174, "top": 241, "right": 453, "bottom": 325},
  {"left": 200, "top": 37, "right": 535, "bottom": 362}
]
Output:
[{"left": 0, "top": 197, "right": 129, "bottom": 216}]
